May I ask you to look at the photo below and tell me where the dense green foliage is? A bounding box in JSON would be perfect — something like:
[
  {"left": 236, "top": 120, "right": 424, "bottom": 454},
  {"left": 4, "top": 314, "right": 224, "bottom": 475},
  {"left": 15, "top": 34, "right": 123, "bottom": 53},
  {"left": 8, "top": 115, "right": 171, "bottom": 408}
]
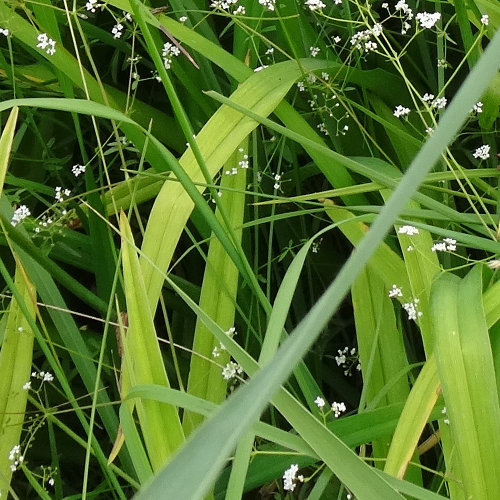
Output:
[{"left": 0, "top": 0, "right": 499, "bottom": 498}]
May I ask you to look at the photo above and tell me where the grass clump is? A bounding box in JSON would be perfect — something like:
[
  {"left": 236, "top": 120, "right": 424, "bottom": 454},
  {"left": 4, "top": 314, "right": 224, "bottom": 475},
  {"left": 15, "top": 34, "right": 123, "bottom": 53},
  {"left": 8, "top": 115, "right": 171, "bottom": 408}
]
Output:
[{"left": 0, "top": 0, "right": 499, "bottom": 498}]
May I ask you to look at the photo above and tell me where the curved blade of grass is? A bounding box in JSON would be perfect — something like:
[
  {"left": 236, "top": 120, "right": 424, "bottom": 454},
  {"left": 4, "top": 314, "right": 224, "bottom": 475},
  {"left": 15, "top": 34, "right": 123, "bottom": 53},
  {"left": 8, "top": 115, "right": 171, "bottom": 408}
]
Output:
[
  {"left": 384, "top": 356, "right": 441, "bottom": 479},
  {"left": 139, "top": 59, "right": 326, "bottom": 315},
  {"left": 0, "top": 107, "right": 18, "bottom": 194},
  {"left": 0, "top": 261, "right": 36, "bottom": 498},
  {"left": 353, "top": 268, "right": 413, "bottom": 469},
  {"left": 119, "top": 212, "right": 184, "bottom": 471},
  {"left": 183, "top": 143, "right": 247, "bottom": 436},
  {"left": 432, "top": 266, "right": 500, "bottom": 499}
]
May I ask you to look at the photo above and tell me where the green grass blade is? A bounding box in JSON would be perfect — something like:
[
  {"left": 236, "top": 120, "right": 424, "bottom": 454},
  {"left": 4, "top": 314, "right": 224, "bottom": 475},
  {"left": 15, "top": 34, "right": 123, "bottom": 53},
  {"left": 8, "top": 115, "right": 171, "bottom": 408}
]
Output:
[
  {"left": 432, "top": 266, "right": 500, "bottom": 499},
  {"left": 183, "top": 143, "right": 247, "bottom": 436},
  {"left": 0, "top": 262, "right": 36, "bottom": 497},
  {"left": 0, "top": 107, "right": 18, "bottom": 194},
  {"left": 119, "top": 212, "right": 185, "bottom": 471}
]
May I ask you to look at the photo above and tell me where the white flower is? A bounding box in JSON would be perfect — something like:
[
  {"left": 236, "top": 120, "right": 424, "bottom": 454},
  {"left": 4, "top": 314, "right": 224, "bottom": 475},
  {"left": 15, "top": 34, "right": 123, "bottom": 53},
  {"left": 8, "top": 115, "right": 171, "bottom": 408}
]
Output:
[
  {"left": 393, "top": 105, "right": 410, "bottom": 118},
  {"left": 432, "top": 97, "right": 447, "bottom": 109},
  {"left": 314, "top": 396, "right": 325, "bottom": 409},
  {"left": 162, "top": 42, "right": 181, "bottom": 69},
  {"left": 72, "top": 164, "right": 86, "bottom": 177},
  {"left": 305, "top": 0, "right": 326, "bottom": 11},
  {"left": 111, "top": 23, "right": 124, "bottom": 39},
  {"left": 259, "top": 0, "right": 275, "bottom": 11},
  {"left": 221, "top": 361, "right": 242, "bottom": 380},
  {"left": 403, "top": 298, "right": 422, "bottom": 321},
  {"left": 23, "top": 381, "right": 31, "bottom": 390},
  {"left": 331, "top": 401, "right": 346, "bottom": 418},
  {"left": 310, "top": 46, "right": 320, "bottom": 57},
  {"left": 371, "top": 23, "right": 383, "bottom": 37},
  {"left": 488, "top": 259, "right": 500, "bottom": 269},
  {"left": 473, "top": 144, "right": 490, "bottom": 160},
  {"left": 422, "top": 93, "right": 434, "bottom": 102},
  {"left": 179, "top": 16, "right": 188, "bottom": 22},
  {"left": 443, "top": 238, "right": 456, "bottom": 251},
  {"left": 350, "top": 29, "right": 379, "bottom": 52},
  {"left": 8, "top": 444, "right": 24, "bottom": 472},
  {"left": 395, "top": 0, "right": 414, "bottom": 19},
  {"left": 85, "top": 0, "right": 98, "bottom": 12},
  {"left": 283, "top": 464, "right": 301, "bottom": 491},
  {"left": 480, "top": 14, "right": 489, "bottom": 26},
  {"left": 0, "top": 28, "right": 9, "bottom": 37},
  {"left": 36, "top": 33, "right": 56, "bottom": 56},
  {"left": 416, "top": 12, "right": 441, "bottom": 29},
  {"left": 254, "top": 65, "right": 268, "bottom": 72},
  {"left": 398, "top": 225, "right": 419, "bottom": 235},
  {"left": 472, "top": 101, "right": 483, "bottom": 114},
  {"left": 432, "top": 238, "right": 456, "bottom": 252},
  {"left": 11, "top": 205, "right": 31, "bottom": 226},
  {"left": 55, "top": 186, "right": 71, "bottom": 202},
  {"left": 388, "top": 284, "right": 403, "bottom": 298}
]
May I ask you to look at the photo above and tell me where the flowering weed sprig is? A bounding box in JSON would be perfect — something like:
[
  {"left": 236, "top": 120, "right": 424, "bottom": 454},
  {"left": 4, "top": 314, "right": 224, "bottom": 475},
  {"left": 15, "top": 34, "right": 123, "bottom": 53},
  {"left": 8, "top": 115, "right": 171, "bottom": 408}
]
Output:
[{"left": 36, "top": 33, "right": 56, "bottom": 55}]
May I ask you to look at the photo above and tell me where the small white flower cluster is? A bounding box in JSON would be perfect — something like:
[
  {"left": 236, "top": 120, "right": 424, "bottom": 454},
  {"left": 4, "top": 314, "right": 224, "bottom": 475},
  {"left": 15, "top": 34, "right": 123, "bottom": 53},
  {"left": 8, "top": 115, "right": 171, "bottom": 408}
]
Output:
[
  {"left": 310, "top": 46, "right": 320, "bottom": 57},
  {"left": 480, "top": 14, "right": 489, "bottom": 26},
  {"left": 11, "top": 205, "right": 31, "bottom": 227},
  {"left": 416, "top": 12, "right": 441, "bottom": 29},
  {"left": 393, "top": 105, "right": 410, "bottom": 118},
  {"left": 33, "top": 215, "right": 55, "bottom": 234},
  {"left": 112, "top": 23, "right": 124, "bottom": 39},
  {"left": 162, "top": 42, "right": 181, "bottom": 69},
  {"left": 32, "top": 370, "right": 54, "bottom": 382},
  {"left": 224, "top": 152, "right": 249, "bottom": 176},
  {"left": 431, "top": 238, "right": 456, "bottom": 252},
  {"left": 0, "top": 27, "right": 9, "bottom": 36},
  {"left": 317, "top": 122, "right": 328, "bottom": 136},
  {"left": 221, "top": 360, "right": 243, "bottom": 380},
  {"left": 273, "top": 173, "right": 281, "bottom": 190},
  {"left": 335, "top": 346, "right": 361, "bottom": 376},
  {"left": 350, "top": 24, "right": 383, "bottom": 53},
  {"left": 259, "top": 0, "right": 275, "bottom": 11},
  {"left": 313, "top": 396, "right": 347, "bottom": 417},
  {"left": 8, "top": 445, "right": 24, "bottom": 472},
  {"left": 85, "top": 0, "right": 100, "bottom": 13},
  {"left": 72, "top": 164, "right": 86, "bottom": 177},
  {"left": 488, "top": 259, "right": 500, "bottom": 270},
  {"left": 211, "top": 0, "right": 246, "bottom": 15},
  {"left": 388, "top": 284, "right": 403, "bottom": 298},
  {"left": 304, "top": 0, "right": 326, "bottom": 12},
  {"left": 212, "top": 327, "right": 236, "bottom": 358},
  {"left": 422, "top": 93, "right": 447, "bottom": 110},
  {"left": 441, "top": 406, "right": 450, "bottom": 425},
  {"left": 55, "top": 186, "right": 71, "bottom": 203},
  {"left": 471, "top": 101, "right": 483, "bottom": 114},
  {"left": 314, "top": 396, "right": 325, "bottom": 408},
  {"left": 403, "top": 298, "right": 422, "bottom": 321},
  {"left": 473, "top": 144, "right": 490, "bottom": 160},
  {"left": 36, "top": 33, "right": 56, "bottom": 56},
  {"left": 283, "top": 464, "right": 304, "bottom": 492},
  {"left": 23, "top": 370, "right": 54, "bottom": 389},
  {"left": 331, "top": 401, "right": 347, "bottom": 418},
  {"left": 398, "top": 225, "right": 419, "bottom": 236},
  {"left": 394, "top": 0, "right": 414, "bottom": 34}
]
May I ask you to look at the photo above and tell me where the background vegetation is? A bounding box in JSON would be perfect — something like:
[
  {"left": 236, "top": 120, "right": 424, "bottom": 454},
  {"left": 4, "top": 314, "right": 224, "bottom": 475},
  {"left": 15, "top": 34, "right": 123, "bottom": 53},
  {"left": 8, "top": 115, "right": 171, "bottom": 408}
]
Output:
[{"left": 0, "top": 0, "right": 499, "bottom": 498}]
